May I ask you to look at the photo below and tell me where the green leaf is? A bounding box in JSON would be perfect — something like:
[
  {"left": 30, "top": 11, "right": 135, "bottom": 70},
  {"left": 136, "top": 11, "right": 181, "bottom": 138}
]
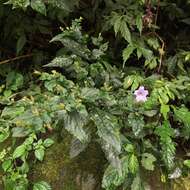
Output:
[
  {"left": 173, "top": 107, "right": 190, "bottom": 136},
  {"left": 33, "top": 181, "right": 51, "bottom": 190},
  {"left": 12, "top": 127, "right": 30, "bottom": 137},
  {"left": 129, "top": 154, "right": 139, "bottom": 174},
  {"left": 141, "top": 153, "right": 156, "bottom": 171},
  {"left": 92, "top": 112, "right": 121, "bottom": 153},
  {"left": 136, "top": 14, "right": 143, "bottom": 34},
  {"left": 44, "top": 55, "right": 73, "bottom": 68},
  {"left": 69, "top": 137, "right": 89, "bottom": 158},
  {"left": 123, "top": 75, "right": 134, "bottom": 89},
  {"left": 63, "top": 111, "right": 89, "bottom": 142},
  {"left": 0, "top": 126, "right": 10, "bottom": 143},
  {"left": 43, "top": 138, "right": 54, "bottom": 148},
  {"left": 140, "top": 47, "right": 153, "bottom": 60},
  {"left": 155, "top": 121, "right": 175, "bottom": 169},
  {"left": 35, "top": 147, "right": 45, "bottom": 161},
  {"left": 128, "top": 113, "right": 144, "bottom": 138},
  {"left": 113, "top": 15, "right": 122, "bottom": 35},
  {"left": 157, "top": 88, "right": 170, "bottom": 104},
  {"left": 102, "top": 164, "right": 124, "bottom": 190},
  {"left": 5, "top": 0, "right": 30, "bottom": 9},
  {"left": 1, "top": 106, "right": 25, "bottom": 119},
  {"left": 102, "top": 156, "right": 129, "bottom": 190},
  {"left": 2, "top": 159, "right": 12, "bottom": 172},
  {"left": 102, "top": 142, "right": 122, "bottom": 173},
  {"left": 16, "top": 34, "right": 26, "bottom": 55},
  {"left": 46, "top": 0, "right": 79, "bottom": 11},
  {"left": 13, "top": 145, "right": 26, "bottom": 159},
  {"left": 31, "top": 0, "right": 46, "bottom": 15},
  {"left": 81, "top": 87, "right": 100, "bottom": 102},
  {"left": 50, "top": 37, "right": 90, "bottom": 60},
  {"left": 111, "top": 13, "right": 131, "bottom": 43},
  {"left": 144, "top": 57, "right": 158, "bottom": 69},
  {"left": 124, "top": 144, "right": 134, "bottom": 153},
  {"left": 147, "top": 38, "right": 160, "bottom": 50},
  {"left": 120, "top": 19, "right": 131, "bottom": 43},
  {"left": 160, "top": 104, "right": 170, "bottom": 120},
  {"left": 131, "top": 175, "right": 144, "bottom": 190},
  {"left": 122, "top": 45, "right": 135, "bottom": 64},
  {"left": 143, "top": 110, "right": 157, "bottom": 117},
  {"left": 92, "top": 49, "right": 105, "bottom": 59},
  {"left": 12, "top": 110, "right": 43, "bottom": 131},
  {"left": 184, "top": 160, "right": 190, "bottom": 168},
  {"left": 6, "top": 71, "right": 24, "bottom": 91}
]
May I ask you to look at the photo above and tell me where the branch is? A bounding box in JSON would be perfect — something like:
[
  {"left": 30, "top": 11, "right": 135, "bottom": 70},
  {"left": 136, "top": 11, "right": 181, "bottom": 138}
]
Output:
[
  {"left": 155, "top": 0, "right": 160, "bottom": 27},
  {"left": 0, "top": 54, "right": 33, "bottom": 65}
]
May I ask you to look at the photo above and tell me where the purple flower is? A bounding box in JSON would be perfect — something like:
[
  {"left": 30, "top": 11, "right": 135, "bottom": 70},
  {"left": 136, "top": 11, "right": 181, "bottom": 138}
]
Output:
[{"left": 134, "top": 86, "right": 149, "bottom": 102}]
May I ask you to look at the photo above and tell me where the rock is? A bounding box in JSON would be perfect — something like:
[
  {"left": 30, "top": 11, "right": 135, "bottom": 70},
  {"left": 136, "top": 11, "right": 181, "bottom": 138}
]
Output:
[
  {"left": 29, "top": 134, "right": 106, "bottom": 190},
  {"left": 172, "top": 175, "right": 190, "bottom": 190},
  {"left": 77, "top": 173, "right": 96, "bottom": 190}
]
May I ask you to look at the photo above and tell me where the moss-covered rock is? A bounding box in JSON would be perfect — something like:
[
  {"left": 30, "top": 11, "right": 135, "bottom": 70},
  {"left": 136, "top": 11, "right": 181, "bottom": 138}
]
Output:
[
  {"left": 29, "top": 134, "right": 106, "bottom": 190},
  {"left": 172, "top": 175, "right": 190, "bottom": 190},
  {"left": 144, "top": 169, "right": 190, "bottom": 190},
  {"left": 1, "top": 135, "right": 190, "bottom": 190}
]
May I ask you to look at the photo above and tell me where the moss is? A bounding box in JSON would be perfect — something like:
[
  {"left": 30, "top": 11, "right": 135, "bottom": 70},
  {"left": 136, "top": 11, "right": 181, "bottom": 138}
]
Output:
[
  {"left": 29, "top": 134, "right": 106, "bottom": 190},
  {"left": 3, "top": 134, "right": 190, "bottom": 190},
  {"left": 143, "top": 168, "right": 169, "bottom": 190},
  {"left": 172, "top": 175, "right": 190, "bottom": 190}
]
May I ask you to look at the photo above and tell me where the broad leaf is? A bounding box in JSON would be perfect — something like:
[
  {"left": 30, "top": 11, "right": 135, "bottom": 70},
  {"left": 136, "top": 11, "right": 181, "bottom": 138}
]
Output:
[
  {"left": 155, "top": 121, "right": 175, "bottom": 169},
  {"left": 136, "top": 14, "right": 143, "bottom": 34},
  {"left": 12, "top": 127, "right": 30, "bottom": 138},
  {"left": 141, "top": 153, "right": 156, "bottom": 171},
  {"left": 131, "top": 175, "right": 145, "bottom": 190},
  {"left": 69, "top": 137, "right": 89, "bottom": 158},
  {"left": 2, "top": 159, "right": 12, "bottom": 172},
  {"left": 44, "top": 55, "right": 73, "bottom": 68},
  {"left": 92, "top": 112, "right": 121, "bottom": 153},
  {"left": 122, "top": 45, "right": 135, "bottom": 64},
  {"left": 16, "top": 34, "right": 26, "bottom": 54},
  {"left": 33, "top": 181, "right": 51, "bottom": 190},
  {"left": 128, "top": 113, "right": 144, "bottom": 138},
  {"left": 1, "top": 106, "right": 25, "bottom": 119},
  {"left": 13, "top": 145, "right": 26, "bottom": 159},
  {"left": 102, "top": 156, "right": 129, "bottom": 190},
  {"left": 81, "top": 87, "right": 100, "bottom": 102},
  {"left": 43, "top": 138, "right": 54, "bottom": 148},
  {"left": 129, "top": 154, "right": 139, "bottom": 174},
  {"left": 31, "top": 0, "right": 46, "bottom": 16},
  {"left": 63, "top": 111, "right": 89, "bottom": 142},
  {"left": 184, "top": 160, "right": 190, "bottom": 168},
  {"left": 174, "top": 107, "right": 190, "bottom": 137},
  {"left": 35, "top": 148, "right": 45, "bottom": 161},
  {"left": 160, "top": 104, "right": 170, "bottom": 120},
  {"left": 0, "top": 126, "right": 10, "bottom": 143}
]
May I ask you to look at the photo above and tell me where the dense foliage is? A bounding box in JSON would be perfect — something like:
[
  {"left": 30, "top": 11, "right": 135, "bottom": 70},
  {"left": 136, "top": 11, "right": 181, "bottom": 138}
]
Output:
[{"left": 0, "top": 0, "right": 190, "bottom": 189}]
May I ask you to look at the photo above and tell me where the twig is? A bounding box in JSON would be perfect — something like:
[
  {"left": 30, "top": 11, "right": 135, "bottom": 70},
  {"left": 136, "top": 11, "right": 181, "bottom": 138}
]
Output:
[
  {"left": 145, "top": 32, "right": 165, "bottom": 73},
  {"left": 157, "top": 42, "right": 165, "bottom": 73},
  {"left": 155, "top": 0, "right": 160, "bottom": 27},
  {"left": 0, "top": 54, "right": 33, "bottom": 65}
]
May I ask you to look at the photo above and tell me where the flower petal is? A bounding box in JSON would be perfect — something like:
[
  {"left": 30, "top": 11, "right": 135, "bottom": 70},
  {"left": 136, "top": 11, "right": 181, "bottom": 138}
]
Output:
[{"left": 136, "top": 95, "right": 147, "bottom": 102}]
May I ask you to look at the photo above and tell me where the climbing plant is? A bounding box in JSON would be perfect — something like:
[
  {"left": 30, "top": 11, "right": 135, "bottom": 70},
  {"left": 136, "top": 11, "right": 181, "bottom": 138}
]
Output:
[{"left": 0, "top": 0, "right": 190, "bottom": 190}]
